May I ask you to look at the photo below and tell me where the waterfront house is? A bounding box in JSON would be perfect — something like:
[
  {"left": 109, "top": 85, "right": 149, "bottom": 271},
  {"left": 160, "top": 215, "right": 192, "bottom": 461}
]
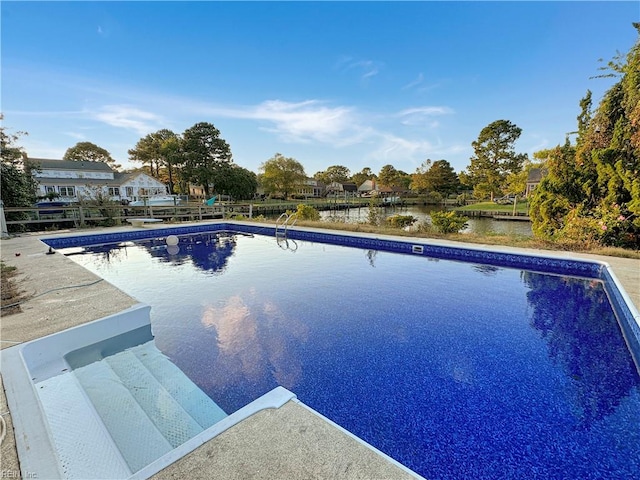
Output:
[{"left": 29, "top": 158, "right": 168, "bottom": 204}]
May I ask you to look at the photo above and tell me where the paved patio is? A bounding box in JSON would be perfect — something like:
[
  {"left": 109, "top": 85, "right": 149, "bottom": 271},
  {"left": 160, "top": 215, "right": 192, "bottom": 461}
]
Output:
[{"left": 1, "top": 222, "right": 638, "bottom": 479}]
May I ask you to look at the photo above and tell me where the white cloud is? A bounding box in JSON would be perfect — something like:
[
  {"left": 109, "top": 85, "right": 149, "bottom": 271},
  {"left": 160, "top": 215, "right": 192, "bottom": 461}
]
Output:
[
  {"left": 402, "top": 73, "right": 442, "bottom": 93},
  {"left": 64, "top": 131, "right": 86, "bottom": 140},
  {"left": 368, "top": 131, "right": 469, "bottom": 169},
  {"left": 372, "top": 133, "right": 434, "bottom": 163},
  {"left": 92, "top": 105, "right": 164, "bottom": 135},
  {"left": 202, "top": 98, "right": 464, "bottom": 169},
  {"left": 396, "top": 106, "right": 454, "bottom": 126},
  {"left": 403, "top": 73, "right": 424, "bottom": 90},
  {"left": 354, "top": 60, "right": 380, "bottom": 81},
  {"left": 335, "top": 56, "right": 382, "bottom": 82},
  {"left": 205, "top": 99, "right": 368, "bottom": 146}
]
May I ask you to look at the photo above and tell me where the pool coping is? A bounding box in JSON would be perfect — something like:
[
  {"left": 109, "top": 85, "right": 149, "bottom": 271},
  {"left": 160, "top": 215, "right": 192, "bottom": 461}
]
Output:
[{"left": 1, "top": 220, "right": 638, "bottom": 479}]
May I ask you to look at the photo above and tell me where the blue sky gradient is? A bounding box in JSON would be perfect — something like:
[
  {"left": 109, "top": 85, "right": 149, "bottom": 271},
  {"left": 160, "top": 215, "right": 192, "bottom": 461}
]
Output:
[{"left": 2, "top": 1, "right": 638, "bottom": 176}]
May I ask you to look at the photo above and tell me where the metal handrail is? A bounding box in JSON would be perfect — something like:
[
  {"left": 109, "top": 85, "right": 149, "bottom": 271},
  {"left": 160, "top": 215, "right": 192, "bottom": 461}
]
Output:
[{"left": 275, "top": 212, "right": 297, "bottom": 237}]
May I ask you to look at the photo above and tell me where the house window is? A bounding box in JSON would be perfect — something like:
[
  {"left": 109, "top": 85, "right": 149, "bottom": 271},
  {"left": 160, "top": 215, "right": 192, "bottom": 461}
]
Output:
[
  {"left": 58, "top": 186, "right": 75, "bottom": 197},
  {"left": 108, "top": 187, "right": 120, "bottom": 196},
  {"left": 126, "top": 187, "right": 133, "bottom": 197},
  {"left": 46, "top": 186, "right": 56, "bottom": 193}
]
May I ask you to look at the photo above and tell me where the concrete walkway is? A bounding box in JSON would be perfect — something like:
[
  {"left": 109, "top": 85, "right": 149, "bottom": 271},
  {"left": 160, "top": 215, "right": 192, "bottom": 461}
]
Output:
[{"left": 1, "top": 223, "right": 638, "bottom": 479}]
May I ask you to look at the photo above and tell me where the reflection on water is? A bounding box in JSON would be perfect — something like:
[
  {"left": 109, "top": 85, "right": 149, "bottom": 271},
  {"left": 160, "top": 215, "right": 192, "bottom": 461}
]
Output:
[
  {"left": 320, "top": 205, "right": 533, "bottom": 236},
  {"left": 61, "top": 232, "right": 640, "bottom": 479},
  {"left": 200, "top": 291, "right": 308, "bottom": 395},
  {"left": 144, "top": 233, "right": 237, "bottom": 274},
  {"left": 523, "top": 272, "right": 639, "bottom": 428},
  {"left": 73, "top": 232, "right": 239, "bottom": 274}
]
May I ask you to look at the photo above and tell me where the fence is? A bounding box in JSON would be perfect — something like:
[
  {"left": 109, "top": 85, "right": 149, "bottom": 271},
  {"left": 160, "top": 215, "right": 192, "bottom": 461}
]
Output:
[
  {"left": 3, "top": 203, "right": 253, "bottom": 232},
  {"left": 2, "top": 197, "right": 479, "bottom": 233}
]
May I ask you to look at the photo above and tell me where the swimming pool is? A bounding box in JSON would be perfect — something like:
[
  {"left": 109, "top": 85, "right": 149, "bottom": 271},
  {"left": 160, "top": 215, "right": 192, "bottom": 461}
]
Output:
[{"left": 48, "top": 224, "right": 640, "bottom": 479}]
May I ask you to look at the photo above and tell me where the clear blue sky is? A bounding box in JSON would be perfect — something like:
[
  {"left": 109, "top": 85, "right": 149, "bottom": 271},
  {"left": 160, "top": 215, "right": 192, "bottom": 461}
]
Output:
[{"left": 2, "top": 1, "right": 638, "bottom": 176}]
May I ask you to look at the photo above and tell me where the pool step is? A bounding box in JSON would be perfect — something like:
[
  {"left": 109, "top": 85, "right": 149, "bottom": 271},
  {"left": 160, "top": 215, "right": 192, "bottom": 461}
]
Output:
[
  {"left": 36, "top": 372, "right": 132, "bottom": 479},
  {"left": 104, "top": 351, "right": 205, "bottom": 448},
  {"left": 130, "top": 341, "right": 228, "bottom": 428},
  {"left": 74, "top": 359, "right": 174, "bottom": 472},
  {"left": 37, "top": 341, "right": 228, "bottom": 477}
]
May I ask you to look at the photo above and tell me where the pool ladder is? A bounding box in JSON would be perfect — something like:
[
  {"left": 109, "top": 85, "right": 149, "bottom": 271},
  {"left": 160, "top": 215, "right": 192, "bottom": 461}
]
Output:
[{"left": 275, "top": 212, "right": 297, "bottom": 238}]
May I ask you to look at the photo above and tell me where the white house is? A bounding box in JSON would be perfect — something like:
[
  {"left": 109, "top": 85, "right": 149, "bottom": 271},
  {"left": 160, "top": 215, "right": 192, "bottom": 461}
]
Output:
[
  {"left": 29, "top": 158, "right": 168, "bottom": 204},
  {"left": 296, "top": 178, "right": 324, "bottom": 198}
]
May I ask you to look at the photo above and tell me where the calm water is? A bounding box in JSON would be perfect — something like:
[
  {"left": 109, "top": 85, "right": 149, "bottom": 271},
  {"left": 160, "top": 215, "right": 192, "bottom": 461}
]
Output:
[
  {"left": 318, "top": 205, "right": 534, "bottom": 236},
  {"left": 62, "top": 232, "right": 639, "bottom": 479}
]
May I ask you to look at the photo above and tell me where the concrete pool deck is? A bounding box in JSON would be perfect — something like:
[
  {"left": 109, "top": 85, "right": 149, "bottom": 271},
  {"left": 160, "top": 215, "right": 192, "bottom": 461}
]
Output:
[{"left": 1, "top": 221, "right": 639, "bottom": 479}]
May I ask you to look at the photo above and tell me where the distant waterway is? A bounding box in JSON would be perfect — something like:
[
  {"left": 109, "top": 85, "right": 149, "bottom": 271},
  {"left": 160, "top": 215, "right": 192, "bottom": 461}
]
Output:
[{"left": 318, "top": 205, "right": 534, "bottom": 237}]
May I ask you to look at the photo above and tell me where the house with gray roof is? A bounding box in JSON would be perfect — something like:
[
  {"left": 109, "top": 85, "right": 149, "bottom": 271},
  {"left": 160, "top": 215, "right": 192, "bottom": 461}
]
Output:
[
  {"left": 29, "top": 158, "right": 168, "bottom": 204},
  {"left": 525, "top": 168, "right": 546, "bottom": 197}
]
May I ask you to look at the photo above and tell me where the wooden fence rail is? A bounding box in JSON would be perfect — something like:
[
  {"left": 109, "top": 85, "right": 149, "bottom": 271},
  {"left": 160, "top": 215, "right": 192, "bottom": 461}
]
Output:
[
  {"left": 3, "top": 204, "right": 248, "bottom": 230},
  {"left": 3, "top": 197, "right": 478, "bottom": 232}
]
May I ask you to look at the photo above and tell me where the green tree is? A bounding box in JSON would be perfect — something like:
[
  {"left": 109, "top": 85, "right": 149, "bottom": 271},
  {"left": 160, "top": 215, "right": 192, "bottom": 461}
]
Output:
[
  {"left": 378, "top": 164, "right": 401, "bottom": 187},
  {"left": 529, "top": 141, "right": 580, "bottom": 238},
  {"left": 129, "top": 134, "right": 161, "bottom": 177},
  {"left": 314, "top": 165, "right": 351, "bottom": 184},
  {"left": 182, "top": 122, "right": 233, "bottom": 197},
  {"left": 129, "top": 129, "right": 183, "bottom": 193},
  {"left": 396, "top": 170, "right": 412, "bottom": 190},
  {"left": 465, "top": 120, "right": 528, "bottom": 201},
  {"left": 211, "top": 163, "right": 257, "bottom": 200},
  {"left": 64, "top": 142, "right": 118, "bottom": 167},
  {"left": 411, "top": 159, "right": 460, "bottom": 195},
  {"left": 1, "top": 120, "right": 37, "bottom": 228},
  {"left": 159, "top": 134, "right": 185, "bottom": 194},
  {"left": 259, "top": 153, "right": 306, "bottom": 199},
  {"left": 530, "top": 24, "right": 640, "bottom": 247}
]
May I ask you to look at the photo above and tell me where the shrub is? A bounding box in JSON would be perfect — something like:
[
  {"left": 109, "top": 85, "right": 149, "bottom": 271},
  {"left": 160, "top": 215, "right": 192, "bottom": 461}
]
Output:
[
  {"left": 366, "top": 197, "right": 381, "bottom": 225},
  {"left": 430, "top": 211, "right": 468, "bottom": 234},
  {"left": 556, "top": 203, "right": 637, "bottom": 249},
  {"left": 385, "top": 214, "right": 417, "bottom": 229},
  {"left": 295, "top": 204, "right": 320, "bottom": 221}
]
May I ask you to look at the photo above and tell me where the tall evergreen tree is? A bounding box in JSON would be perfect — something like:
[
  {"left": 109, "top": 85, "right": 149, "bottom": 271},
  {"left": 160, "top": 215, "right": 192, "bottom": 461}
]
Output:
[
  {"left": 182, "top": 122, "right": 233, "bottom": 197},
  {"left": 530, "top": 24, "right": 640, "bottom": 247},
  {"left": 465, "top": 120, "right": 527, "bottom": 201},
  {"left": 64, "top": 142, "right": 118, "bottom": 167},
  {"left": 129, "top": 129, "right": 183, "bottom": 193},
  {"left": 411, "top": 159, "right": 460, "bottom": 195}
]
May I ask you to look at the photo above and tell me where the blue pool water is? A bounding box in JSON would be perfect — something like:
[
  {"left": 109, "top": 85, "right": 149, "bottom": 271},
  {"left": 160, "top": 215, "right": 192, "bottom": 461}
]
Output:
[{"left": 60, "top": 230, "right": 640, "bottom": 479}]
